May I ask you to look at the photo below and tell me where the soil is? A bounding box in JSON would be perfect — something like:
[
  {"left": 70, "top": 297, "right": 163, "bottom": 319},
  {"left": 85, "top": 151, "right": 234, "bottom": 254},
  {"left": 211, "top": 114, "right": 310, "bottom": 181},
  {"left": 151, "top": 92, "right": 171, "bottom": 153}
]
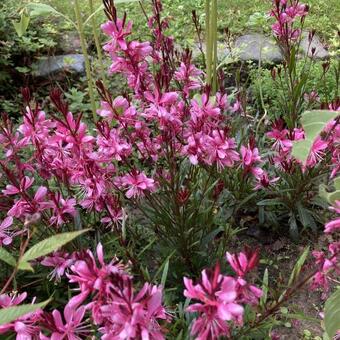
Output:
[{"left": 231, "top": 229, "right": 332, "bottom": 339}]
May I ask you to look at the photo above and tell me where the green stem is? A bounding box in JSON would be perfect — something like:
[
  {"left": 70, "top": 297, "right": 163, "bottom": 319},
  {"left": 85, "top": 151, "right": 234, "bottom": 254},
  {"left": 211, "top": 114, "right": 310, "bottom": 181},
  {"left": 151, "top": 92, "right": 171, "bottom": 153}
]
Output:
[
  {"left": 88, "top": 0, "right": 107, "bottom": 88},
  {"left": 205, "top": 0, "right": 212, "bottom": 83},
  {"left": 74, "top": 0, "right": 97, "bottom": 122},
  {"left": 211, "top": 0, "right": 218, "bottom": 94}
]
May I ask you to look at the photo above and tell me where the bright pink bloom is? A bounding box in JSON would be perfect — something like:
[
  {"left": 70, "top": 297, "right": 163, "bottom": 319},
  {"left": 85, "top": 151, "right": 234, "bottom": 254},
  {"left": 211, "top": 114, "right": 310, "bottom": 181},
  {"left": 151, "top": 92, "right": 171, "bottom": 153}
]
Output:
[
  {"left": 68, "top": 243, "right": 128, "bottom": 296},
  {"left": 49, "top": 192, "right": 76, "bottom": 226},
  {"left": 226, "top": 248, "right": 259, "bottom": 278},
  {"left": 306, "top": 137, "right": 328, "bottom": 166},
  {"left": 184, "top": 264, "right": 243, "bottom": 339},
  {"left": 42, "top": 294, "right": 89, "bottom": 340},
  {"left": 41, "top": 251, "right": 75, "bottom": 281},
  {"left": 119, "top": 172, "right": 156, "bottom": 198},
  {"left": 99, "top": 283, "right": 168, "bottom": 339},
  {"left": 204, "top": 130, "right": 240, "bottom": 169},
  {"left": 2, "top": 176, "right": 34, "bottom": 195}
]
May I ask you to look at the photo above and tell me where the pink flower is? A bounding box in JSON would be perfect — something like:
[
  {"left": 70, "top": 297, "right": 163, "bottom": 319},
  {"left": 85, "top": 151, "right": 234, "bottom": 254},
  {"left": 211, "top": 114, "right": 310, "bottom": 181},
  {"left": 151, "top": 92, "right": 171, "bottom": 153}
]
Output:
[
  {"left": 240, "top": 144, "right": 263, "bottom": 177},
  {"left": 42, "top": 294, "right": 89, "bottom": 340},
  {"left": 41, "top": 251, "right": 75, "bottom": 281},
  {"left": 204, "top": 130, "right": 240, "bottom": 169},
  {"left": 49, "top": 192, "right": 76, "bottom": 226},
  {"left": 226, "top": 248, "right": 259, "bottom": 278},
  {"left": 184, "top": 264, "right": 243, "bottom": 339},
  {"left": 174, "top": 61, "right": 202, "bottom": 96},
  {"left": 68, "top": 243, "right": 128, "bottom": 296},
  {"left": 2, "top": 176, "right": 34, "bottom": 195},
  {"left": 306, "top": 137, "right": 328, "bottom": 167},
  {"left": 0, "top": 216, "right": 14, "bottom": 246},
  {"left": 267, "top": 128, "right": 292, "bottom": 152},
  {"left": 254, "top": 171, "right": 280, "bottom": 190},
  {"left": 99, "top": 282, "right": 168, "bottom": 339},
  {"left": 324, "top": 201, "right": 340, "bottom": 234},
  {"left": 102, "top": 19, "right": 133, "bottom": 51},
  {"left": 119, "top": 171, "right": 156, "bottom": 198},
  {"left": 18, "top": 107, "right": 54, "bottom": 145},
  {"left": 0, "top": 292, "right": 42, "bottom": 339}
]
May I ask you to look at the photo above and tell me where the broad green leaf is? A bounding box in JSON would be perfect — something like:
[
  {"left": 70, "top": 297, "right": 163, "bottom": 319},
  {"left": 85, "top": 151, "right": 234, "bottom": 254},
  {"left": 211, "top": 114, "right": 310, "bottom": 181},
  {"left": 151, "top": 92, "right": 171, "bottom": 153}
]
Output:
[
  {"left": 325, "top": 288, "right": 340, "bottom": 338},
  {"left": 20, "top": 229, "right": 89, "bottom": 264},
  {"left": 26, "top": 3, "right": 60, "bottom": 17},
  {"left": 319, "top": 177, "right": 340, "bottom": 205},
  {"left": 0, "top": 247, "right": 16, "bottom": 267},
  {"left": 292, "top": 110, "right": 339, "bottom": 163},
  {"left": 0, "top": 299, "right": 50, "bottom": 326},
  {"left": 25, "top": 3, "right": 77, "bottom": 30},
  {"left": 12, "top": 11, "right": 30, "bottom": 37},
  {"left": 0, "top": 247, "right": 33, "bottom": 271}
]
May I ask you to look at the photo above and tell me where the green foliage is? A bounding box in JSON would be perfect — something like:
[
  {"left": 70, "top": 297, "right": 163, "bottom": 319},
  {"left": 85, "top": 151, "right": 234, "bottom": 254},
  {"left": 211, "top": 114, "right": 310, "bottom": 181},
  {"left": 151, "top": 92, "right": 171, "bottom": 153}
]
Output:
[
  {"left": 324, "top": 288, "right": 340, "bottom": 338},
  {"left": 20, "top": 229, "right": 89, "bottom": 265},
  {"left": 250, "top": 59, "right": 339, "bottom": 122},
  {"left": 0, "top": 299, "right": 50, "bottom": 326},
  {"left": 292, "top": 110, "right": 339, "bottom": 162},
  {"left": 320, "top": 177, "right": 340, "bottom": 205}
]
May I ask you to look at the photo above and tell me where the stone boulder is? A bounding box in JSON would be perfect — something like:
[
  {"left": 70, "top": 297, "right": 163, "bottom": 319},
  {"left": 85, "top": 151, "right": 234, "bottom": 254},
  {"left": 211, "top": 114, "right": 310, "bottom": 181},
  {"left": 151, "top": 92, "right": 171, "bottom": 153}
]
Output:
[
  {"left": 234, "top": 33, "right": 283, "bottom": 63},
  {"left": 300, "top": 33, "right": 329, "bottom": 59},
  {"left": 34, "top": 54, "right": 85, "bottom": 77}
]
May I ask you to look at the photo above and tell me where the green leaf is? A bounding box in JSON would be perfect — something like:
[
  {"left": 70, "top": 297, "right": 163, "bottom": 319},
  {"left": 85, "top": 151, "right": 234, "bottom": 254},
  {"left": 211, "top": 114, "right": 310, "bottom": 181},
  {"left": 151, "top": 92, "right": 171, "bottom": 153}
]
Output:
[
  {"left": 279, "top": 247, "right": 309, "bottom": 302},
  {"left": 260, "top": 268, "right": 269, "bottom": 307},
  {"left": 161, "top": 259, "right": 169, "bottom": 289},
  {"left": 20, "top": 229, "right": 89, "bottom": 264},
  {"left": 297, "top": 202, "right": 317, "bottom": 232},
  {"left": 0, "top": 247, "right": 16, "bottom": 267},
  {"left": 26, "top": 3, "right": 60, "bottom": 17},
  {"left": 0, "top": 247, "right": 33, "bottom": 271},
  {"left": 292, "top": 110, "right": 339, "bottom": 163},
  {"left": 12, "top": 10, "right": 30, "bottom": 37},
  {"left": 319, "top": 177, "right": 340, "bottom": 205},
  {"left": 0, "top": 299, "right": 50, "bottom": 326},
  {"left": 287, "top": 246, "right": 309, "bottom": 287},
  {"left": 325, "top": 288, "right": 340, "bottom": 338},
  {"left": 257, "top": 198, "right": 285, "bottom": 206}
]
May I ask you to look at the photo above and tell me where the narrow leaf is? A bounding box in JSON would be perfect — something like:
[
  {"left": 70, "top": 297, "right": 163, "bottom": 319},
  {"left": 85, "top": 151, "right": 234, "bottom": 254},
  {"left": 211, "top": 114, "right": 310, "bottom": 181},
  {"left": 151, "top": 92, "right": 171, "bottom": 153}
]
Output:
[
  {"left": 325, "top": 288, "right": 340, "bottom": 338},
  {"left": 0, "top": 299, "right": 50, "bottom": 326},
  {"left": 161, "top": 259, "right": 169, "bottom": 288},
  {"left": 20, "top": 229, "right": 89, "bottom": 264}
]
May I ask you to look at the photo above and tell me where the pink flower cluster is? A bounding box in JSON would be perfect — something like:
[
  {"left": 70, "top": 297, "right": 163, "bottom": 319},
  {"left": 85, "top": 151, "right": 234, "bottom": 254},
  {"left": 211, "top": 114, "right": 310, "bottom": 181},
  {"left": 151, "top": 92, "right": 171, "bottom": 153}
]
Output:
[
  {"left": 311, "top": 200, "right": 340, "bottom": 296},
  {"left": 266, "top": 116, "right": 339, "bottom": 175},
  {"left": 0, "top": 0, "right": 280, "bottom": 244},
  {"left": 184, "top": 249, "right": 262, "bottom": 339},
  {"left": 0, "top": 244, "right": 169, "bottom": 339},
  {"left": 271, "top": 0, "right": 308, "bottom": 43}
]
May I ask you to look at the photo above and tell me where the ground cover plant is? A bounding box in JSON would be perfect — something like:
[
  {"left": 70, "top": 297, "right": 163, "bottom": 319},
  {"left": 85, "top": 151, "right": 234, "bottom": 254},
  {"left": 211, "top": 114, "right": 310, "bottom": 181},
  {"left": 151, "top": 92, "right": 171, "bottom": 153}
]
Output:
[{"left": 0, "top": 0, "right": 339, "bottom": 339}]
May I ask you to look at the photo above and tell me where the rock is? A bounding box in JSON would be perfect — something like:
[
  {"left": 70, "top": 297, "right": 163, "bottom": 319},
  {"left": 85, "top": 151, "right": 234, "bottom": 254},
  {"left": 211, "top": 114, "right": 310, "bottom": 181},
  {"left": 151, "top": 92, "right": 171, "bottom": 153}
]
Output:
[
  {"left": 59, "top": 31, "right": 82, "bottom": 53},
  {"left": 191, "top": 42, "right": 231, "bottom": 62},
  {"left": 34, "top": 54, "right": 85, "bottom": 77},
  {"left": 300, "top": 33, "right": 329, "bottom": 59},
  {"left": 234, "top": 33, "right": 283, "bottom": 63}
]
